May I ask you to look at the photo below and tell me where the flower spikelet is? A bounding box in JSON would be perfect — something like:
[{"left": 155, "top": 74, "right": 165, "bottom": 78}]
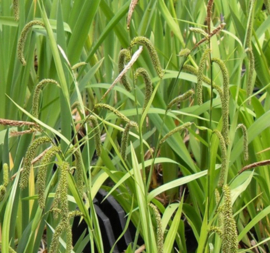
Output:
[
  {"left": 159, "top": 122, "right": 192, "bottom": 145},
  {"left": 167, "top": 90, "right": 194, "bottom": 110},
  {"left": 130, "top": 36, "right": 163, "bottom": 78},
  {"left": 88, "top": 115, "right": 102, "bottom": 157},
  {"left": 246, "top": 49, "right": 255, "bottom": 105},
  {"left": 150, "top": 203, "right": 163, "bottom": 253},
  {"left": 32, "top": 79, "right": 60, "bottom": 118},
  {"left": 118, "top": 49, "right": 132, "bottom": 91},
  {"left": 17, "top": 20, "right": 45, "bottom": 66},
  {"left": 236, "top": 124, "right": 249, "bottom": 161},
  {"left": 134, "top": 67, "right": 152, "bottom": 112},
  {"left": 213, "top": 130, "right": 228, "bottom": 187},
  {"left": 20, "top": 136, "right": 52, "bottom": 189},
  {"left": 197, "top": 48, "right": 211, "bottom": 105},
  {"left": 222, "top": 184, "right": 238, "bottom": 253},
  {"left": 0, "top": 163, "right": 10, "bottom": 201},
  {"left": 72, "top": 148, "right": 84, "bottom": 197},
  {"left": 49, "top": 218, "right": 66, "bottom": 253},
  {"left": 37, "top": 146, "right": 60, "bottom": 209},
  {"left": 13, "top": 0, "right": 19, "bottom": 21},
  {"left": 95, "top": 103, "right": 139, "bottom": 130},
  {"left": 212, "top": 58, "right": 230, "bottom": 145}
]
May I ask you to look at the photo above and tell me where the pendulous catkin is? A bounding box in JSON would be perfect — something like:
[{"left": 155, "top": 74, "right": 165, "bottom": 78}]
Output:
[
  {"left": 32, "top": 79, "right": 60, "bottom": 118},
  {"left": 213, "top": 130, "right": 228, "bottom": 187},
  {"left": 236, "top": 124, "right": 249, "bottom": 161},
  {"left": 212, "top": 58, "right": 230, "bottom": 145},
  {"left": 0, "top": 163, "right": 9, "bottom": 201},
  {"left": 37, "top": 146, "right": 60, "bottom": 209},
  {"left": 130, "top": 36, "right": 163, "bottom": 78},
  {"left": 246, "top": 49, "right": 255, "bottom": 105},
  {"left": 197, "top": 49, "right": 211, "bottom": 105},
  {"left": 150, "top": 203, "right": 163, "bottom": 253},
  {"left": 95, "top": 103, "right": 138, "bottom": 130},
  {"left": 72, "top": 147, "right": 84, "bottom": 196},
  {"left": 20, "top": 136, "right": 52, "bottom": 189},
  {"left": 118, "top": 49, "right": 132, "bottom": 91},
  {"left": 13, "top": 0, "right": 19, "bottom": 21},
  {"left": 17, "top": 20, "right": 45, "bottom": 66},
  {"left": 167, "top": 90, "right": 194, "bottom": 110},
  {"left": 120, "top": 121, "right": 136, "bottom": 160},
  {"left": 159, "top": 122, "right": 192, "bottom": 145},
  {"left": 134, "top": 67, "right": 152, "bottom": 111},
  {"left": 222, "top": 185, "right": 238, "bottom": 253}
]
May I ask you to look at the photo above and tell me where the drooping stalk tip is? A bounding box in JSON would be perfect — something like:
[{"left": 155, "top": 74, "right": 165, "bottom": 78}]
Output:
[
  {"left": 130, "top": 36, "right": 163, "bottom": 78},
  {"left": 17, "top": 20, "right": 45, "bottom": 66},
  {"left": 212, "top": 58, "right": 230, "bottom": 145},
  {"left": 134, "top": 67, "right": 152, "bottom": 112},
  {"left": 213, "top": 130, "right": 228, "bottom": 187},
  {"left": 32, "top": 79, "right": 60, "bottom": 119},
  {"left": 197, "top": 48, "right": 211, "bottom": 105},
  {"left": 118, "top": 49, "right": 132, "bottom": 91},
  {"left": 167, "top": 90, "right": 194, "bottom": 110},
  {"left": 236, "top": 124, "right": 249, "bottom": 161}
]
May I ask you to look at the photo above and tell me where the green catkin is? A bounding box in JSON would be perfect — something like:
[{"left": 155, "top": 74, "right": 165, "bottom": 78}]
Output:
[
  {"left": 212, "top": 58, "right": 230, "bottom": 145},
  {"left": 37, "top": 146, "right": 60, "bottom": 209},
  {"left": 178, "top": 48, "right": 191, "bottom": 57},
  {"left": 49, "top": 218, "right": 66, "bottom": 253},
  {"left": 183, "top": 65, "right": 224, "bottom": 96},
  {"left": 0, "top": 163, "right": 10, "bottom": 201},
  {"left": 246, "top": 49, "right": 255, "bottom": 105},
  {"left": 13, "top": 0, "right": 19, "bottom": 21},
  {"left": 159, "top": 122, "right": 192, "bottom": 145},
  {"left": 59, "top": 162, "right": 69, "bottom": 215},
  {"left": 246, "top": 0, "right": 255, "bottom": 49},
  {"left": 71, "top": 62, "right": 86, "bottom": 70},
  {"left": 197, "top": 49, "right": 211, "bottom": 105},
  {"left": 222, "top": 185, "right": 238, "bottom": 253},
  {"left": 167, "top": 90, "right": 194, "bottom": 110},
  {"left": 32, "top": 79, "right": 60, "bottom": 118},
  {"left": 17, "top": 20, "right": 45, "bottom": 66},
  {"left": 236, "top": 124, "right": 249, "bottom": 161},
  {"left": 189, "top": 27, "right": 209, "bottom": 38},
  {"left": 95, "top": 103, "right": 139, "bottom": 130},
  {"left": 213, "top": 130, "right": 228, "bottom": 187},
  {"left": 73, "top": 148, "right": 84, "bottom": 197},
  {"left": 246, "top": 0, "right": 255, "bottom": 104},
  {"left": 130, "top": 36, "right": 163, "bottom": 78},
  {"left": 120, "top": 122, "right": 136, "bottom": 160},
  {"left": 121, "top": 123, "right": 131, "bottom": 160},
  {"left": 150, "top": 204, "right": 163, "bottom": 253},
  {"left": 3, "top": 163, "right": 9, "bottom": 187},
  {"left": 118, "top": 49, "right": 132, "bottom": 91},
  {"left": 88, "top": 115, "right": 102, "bottom": 157},
  {"left": 20, "top": 136, "right": 52, "bottom": 189},
  {"left": 134, "top": 67, "right": 152, "bottom": 111}
]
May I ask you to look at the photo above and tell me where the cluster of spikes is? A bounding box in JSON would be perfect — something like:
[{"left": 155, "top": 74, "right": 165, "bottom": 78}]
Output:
[
  {"left": 18, "top": 136, "right": 84, "bottom": 253},
  {"left": 211, "top": 185, "right": 238, "bottom": 253}
]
